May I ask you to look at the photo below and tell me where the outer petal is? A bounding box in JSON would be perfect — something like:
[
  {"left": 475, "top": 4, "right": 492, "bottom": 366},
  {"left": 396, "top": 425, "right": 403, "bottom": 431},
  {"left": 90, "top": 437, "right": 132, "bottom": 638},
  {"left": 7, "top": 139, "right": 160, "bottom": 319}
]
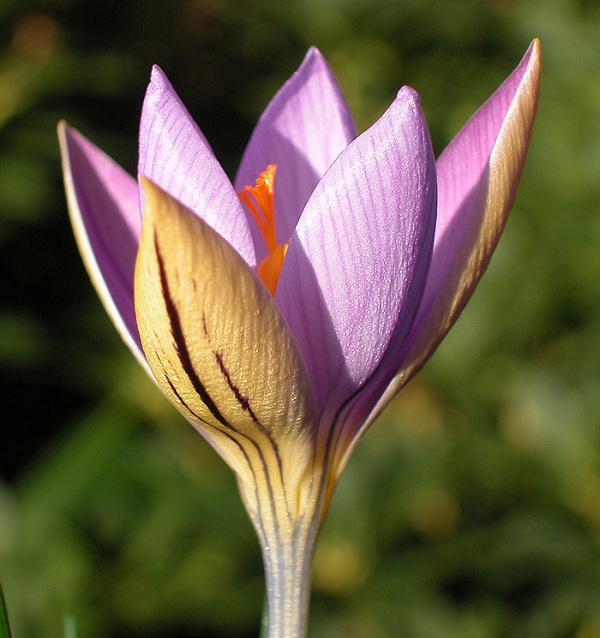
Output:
[
  {"left": 58, "top": 122, "right": 148, "bottom": 370},
  {"left": 139, "top": 66, "right": 255, "bottom": 266},
  {"left": 135, "top": 178, "right": 318, "bottom": 520},
  {"left": 234, "top": 47, "right": 357, "bottom": 260},
  {"left": 404, "top": 40, "right": 541, "bottom": 377},
  {"left": 276, "top": 87, "right": 436, "bottom": 418},
  {"left": 355, "top": 39, "right": 542, "bottom": 454}
]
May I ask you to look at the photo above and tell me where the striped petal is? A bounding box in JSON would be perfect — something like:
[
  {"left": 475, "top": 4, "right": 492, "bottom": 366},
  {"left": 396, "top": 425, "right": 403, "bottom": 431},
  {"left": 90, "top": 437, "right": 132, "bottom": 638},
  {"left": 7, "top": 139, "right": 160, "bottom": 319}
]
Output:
[
  {"left": 134, "top": 178, "right": 317, "bottom": 520},
  {"left": 58, "top": 122, "right": 147, "bottom": 370},
  {"left": 139, "top": 66, "right": 256, "bottom": 266},
  {"left": 276, "top": 87, "right": 437, "bottom": 418},
  {"left": 235, "top": 47, "right": 357, "bottom": 261}
]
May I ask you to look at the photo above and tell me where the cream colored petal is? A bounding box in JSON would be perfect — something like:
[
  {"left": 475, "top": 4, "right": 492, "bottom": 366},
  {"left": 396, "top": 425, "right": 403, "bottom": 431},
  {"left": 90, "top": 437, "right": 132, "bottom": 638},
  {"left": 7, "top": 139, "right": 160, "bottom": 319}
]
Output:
[{"left": 135, "top": 178, "right": 319, "bottom": 525}]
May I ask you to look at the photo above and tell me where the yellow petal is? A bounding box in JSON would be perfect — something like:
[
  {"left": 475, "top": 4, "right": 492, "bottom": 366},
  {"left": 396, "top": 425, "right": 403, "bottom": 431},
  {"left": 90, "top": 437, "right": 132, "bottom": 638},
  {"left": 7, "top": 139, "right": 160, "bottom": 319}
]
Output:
[{"left": 134, "top": 178, "right": 318, "bottom": 526}]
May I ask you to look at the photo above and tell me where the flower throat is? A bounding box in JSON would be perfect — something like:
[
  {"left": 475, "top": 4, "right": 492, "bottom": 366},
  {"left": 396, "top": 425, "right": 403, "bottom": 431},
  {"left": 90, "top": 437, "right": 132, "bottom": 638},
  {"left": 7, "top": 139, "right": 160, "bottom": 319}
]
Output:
[{"left": 238, "top": 165, "right": 289, "bottom": 296}]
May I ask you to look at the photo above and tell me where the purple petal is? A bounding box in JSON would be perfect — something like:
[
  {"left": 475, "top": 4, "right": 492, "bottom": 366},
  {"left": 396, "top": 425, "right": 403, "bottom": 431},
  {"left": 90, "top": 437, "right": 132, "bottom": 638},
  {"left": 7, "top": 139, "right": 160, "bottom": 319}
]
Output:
[
  {"left": 139, "top": 66, "right": 256, "bottom": 266},
  {"left": 402, "top": 39, "right": 542, "bottom": 378},
  {"left": 347, "top": 40, "right": 542, "bottom": 461},
  {"left": 58, "top": 122, "right": 147, "bottom": 368},
  {"left": 234, "top": 47, "right": 357, "bottom": 261},
  {"left": 276, "top": 87, "right": 437, "bottom": 417}
]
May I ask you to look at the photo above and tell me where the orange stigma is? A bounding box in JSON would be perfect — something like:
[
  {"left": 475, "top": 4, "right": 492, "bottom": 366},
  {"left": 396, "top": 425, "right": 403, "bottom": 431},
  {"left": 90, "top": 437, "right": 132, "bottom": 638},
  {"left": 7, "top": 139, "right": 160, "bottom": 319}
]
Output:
[{"left": 238, "top": 164, "right": 289, "bottom": 295}]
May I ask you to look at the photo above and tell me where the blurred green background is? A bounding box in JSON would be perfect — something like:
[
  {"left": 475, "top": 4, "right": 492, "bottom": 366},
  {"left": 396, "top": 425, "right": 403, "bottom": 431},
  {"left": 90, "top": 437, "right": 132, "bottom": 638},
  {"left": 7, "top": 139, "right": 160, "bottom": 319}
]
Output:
[{"left": 1, "top": 0, "right": 599, "bottom": 636}]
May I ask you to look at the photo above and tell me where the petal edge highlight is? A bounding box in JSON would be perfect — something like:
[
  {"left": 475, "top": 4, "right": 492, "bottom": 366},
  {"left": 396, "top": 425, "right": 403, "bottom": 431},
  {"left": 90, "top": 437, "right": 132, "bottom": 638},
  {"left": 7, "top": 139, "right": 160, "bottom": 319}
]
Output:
[{"left": 58, "top": 121, "right": 148, "bottom": 370}]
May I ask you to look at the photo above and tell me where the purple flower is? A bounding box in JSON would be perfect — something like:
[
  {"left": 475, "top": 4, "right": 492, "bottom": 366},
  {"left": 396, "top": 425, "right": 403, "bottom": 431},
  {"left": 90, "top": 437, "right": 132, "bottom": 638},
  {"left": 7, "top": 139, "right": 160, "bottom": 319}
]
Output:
[{"left": 59, "top": 40, "right": 541, "bottom": 636}]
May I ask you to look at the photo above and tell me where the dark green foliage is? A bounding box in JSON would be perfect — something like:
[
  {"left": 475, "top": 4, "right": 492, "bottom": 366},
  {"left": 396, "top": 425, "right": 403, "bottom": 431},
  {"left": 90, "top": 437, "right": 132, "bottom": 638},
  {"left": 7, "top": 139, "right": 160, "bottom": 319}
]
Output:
[{"left": 1, "top": 585, "right": 13, "bottom": 638}]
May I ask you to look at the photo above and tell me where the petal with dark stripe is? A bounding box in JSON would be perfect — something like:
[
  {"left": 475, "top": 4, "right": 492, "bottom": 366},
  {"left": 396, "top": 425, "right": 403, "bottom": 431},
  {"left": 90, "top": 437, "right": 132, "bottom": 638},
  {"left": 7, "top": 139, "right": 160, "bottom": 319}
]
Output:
[{"left": 134, "top": 178, "right": 318, "bottom": 512}]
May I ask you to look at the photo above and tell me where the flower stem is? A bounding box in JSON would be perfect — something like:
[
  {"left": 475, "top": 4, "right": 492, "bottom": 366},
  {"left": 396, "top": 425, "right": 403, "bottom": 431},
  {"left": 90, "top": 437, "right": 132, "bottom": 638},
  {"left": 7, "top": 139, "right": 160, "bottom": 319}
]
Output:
[
  {"left": 259, "top": 521, "right": 317, "bottom": 638},
  {"left": 233, "top": 428, "right": 329, "bottom": 637},
  {"left": 242, "top": 475, "right": 321, "bottom": 637}
]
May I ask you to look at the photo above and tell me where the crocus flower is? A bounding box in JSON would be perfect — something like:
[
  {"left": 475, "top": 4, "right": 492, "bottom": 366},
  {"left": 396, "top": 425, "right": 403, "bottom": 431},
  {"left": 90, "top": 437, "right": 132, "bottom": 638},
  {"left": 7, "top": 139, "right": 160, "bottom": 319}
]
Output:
[{"left": 58, "top": 40, "right": 541, "bottom": 637}]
